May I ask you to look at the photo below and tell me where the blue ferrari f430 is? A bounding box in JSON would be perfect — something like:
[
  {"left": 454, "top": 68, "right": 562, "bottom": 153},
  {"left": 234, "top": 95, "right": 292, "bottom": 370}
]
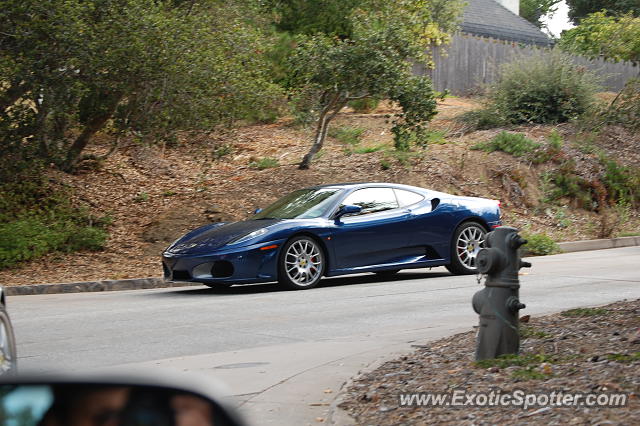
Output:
[{"left": 162, "top": 183, "right": 501, "bottom": 290}]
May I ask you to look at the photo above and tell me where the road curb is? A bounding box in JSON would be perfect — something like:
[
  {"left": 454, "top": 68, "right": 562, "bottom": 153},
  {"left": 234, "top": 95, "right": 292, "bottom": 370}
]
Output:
[
  {"left": 5, "top": 236, "right": 638, "bottom": 296},
  {"left": 557, "top": 236, "right": 640, "bottom": 253},
  {"left": 5, "top": 278, "right": 199, "bottom": 296}
]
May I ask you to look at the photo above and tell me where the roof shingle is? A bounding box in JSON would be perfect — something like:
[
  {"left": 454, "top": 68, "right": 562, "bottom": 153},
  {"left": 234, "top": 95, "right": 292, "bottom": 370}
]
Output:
[{"left": 461, "top": 0, "right": 553, "bottom": 46}]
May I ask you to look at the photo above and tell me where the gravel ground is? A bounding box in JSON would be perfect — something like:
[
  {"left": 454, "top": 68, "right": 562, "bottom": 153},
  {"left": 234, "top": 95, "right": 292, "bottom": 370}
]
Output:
[{"left": 339, "top": 299, "right": 640, "bottom": 425}]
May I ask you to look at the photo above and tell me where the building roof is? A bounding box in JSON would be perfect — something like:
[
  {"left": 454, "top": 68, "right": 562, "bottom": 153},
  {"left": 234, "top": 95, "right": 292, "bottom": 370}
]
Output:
[{"left": 460, "top": 0, "right": 553, "bottom": 46}]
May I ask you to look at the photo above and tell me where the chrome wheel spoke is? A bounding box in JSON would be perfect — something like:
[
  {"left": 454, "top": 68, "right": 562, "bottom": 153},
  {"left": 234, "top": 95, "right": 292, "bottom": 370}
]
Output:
[
  {"left": 284, "top": 239, "right": 323, "bottom": 286},
  {"left": 456, "top": 226, "right": 486, "bottom": 269}
]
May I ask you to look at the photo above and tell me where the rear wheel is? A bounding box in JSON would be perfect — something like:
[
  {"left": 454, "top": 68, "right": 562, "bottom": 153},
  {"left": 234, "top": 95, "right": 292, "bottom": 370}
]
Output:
[
  {"left": 278, "top": 236, "right": 325, "bottom": 290},
  {"left": 446, "top": 221, "right": 487, "bottom": 275}
]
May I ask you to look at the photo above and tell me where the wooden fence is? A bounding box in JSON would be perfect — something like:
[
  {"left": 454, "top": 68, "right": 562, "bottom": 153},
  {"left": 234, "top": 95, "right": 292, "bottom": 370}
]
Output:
[{"left": 412, "top": 33, "right": 639, "bottom": 95}]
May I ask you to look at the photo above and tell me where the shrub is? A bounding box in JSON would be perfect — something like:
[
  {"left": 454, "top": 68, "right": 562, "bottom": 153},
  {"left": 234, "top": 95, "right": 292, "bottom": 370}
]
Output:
[
  {"left": 458, "top": 107, "right": 509, "bottom": 131},
  {"left": 472, "top": 132, "right": 540, "bottom": 157},
  {"left": 486, "top": 50, "right": 600, "bottom": 125},
  {"left": 348, "top": 97, "right": 380, "bottom": 113},
  {"left": 353, "top": 145, "right": 384, "bottom": 154},
  {"left": 250, "top": 157, "right": 279, "bottom": 169},
  {"left": 328, "top": 126, "right": 365, "bottom": 145},
  {"left": 521, "top": 232, "right": 559, "bottom": 256},
  {"left": 0, "top": 212, "right": 108, "bottom": 269},
  {"left": 604, "top": 79, "right": 640, "bottom": 131},
  {"left": 601, "top": 156, "right": 640, "bottom": 206},
  {"left": 530, "top": 130, "right": 565, "bottom": 164}
]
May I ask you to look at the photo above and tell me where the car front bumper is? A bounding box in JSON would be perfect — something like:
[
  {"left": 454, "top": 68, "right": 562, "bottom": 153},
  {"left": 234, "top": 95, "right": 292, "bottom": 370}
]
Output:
[{"left": 162, "top": 239, "right": 285, "bottom": 285}]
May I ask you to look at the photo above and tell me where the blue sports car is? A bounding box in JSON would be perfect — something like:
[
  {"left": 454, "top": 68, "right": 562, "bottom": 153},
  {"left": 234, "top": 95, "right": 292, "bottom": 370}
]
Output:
[{"left": 162, "top": 183, "right": 501, "bottom": 290}]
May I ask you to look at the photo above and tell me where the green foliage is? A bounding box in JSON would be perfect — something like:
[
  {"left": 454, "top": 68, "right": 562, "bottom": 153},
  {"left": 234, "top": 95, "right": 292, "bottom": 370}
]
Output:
[
  {"left": 561, "top": 307, "right": 608, "bottom": 317},
  {"left": 475, "top": 353, "right": 555, "bottom": 369},
  {"left": 0, "top": 0, "right": 281, "bottom": 171},
  {"left": 353, "top": 145, "right": 384, "bottom": 154},
  {"left": 250, "top": 157, "right": 280, "bottom": 169},
  {"left": 212, "top": 144, "right": 234, "bottom": 161},
  {"left": 530, "top": 130, "right": 565, "bottom": 164},
  {"left": 348, "top": 97, "right": 380, "bottom": 113},
  {"left": 559, "top": 12, "right": 640, "bottom": 63},
  {"left": 329, "top": 126, "right": 365, "bottom": 145},
  {"left": 511, "top": 366, "right": 552, "bottom": 381},
  {"left": 390, "top": 76, "right": 439, "bottom": 151},
  {"left": 605, "top": 352, "right": 640, "bottom": 363},
  {"left": 380, "top": 159, "right": 391, "bottom": 170},
  {"left": 472, "top": 132, "right": 541, "bottom": 157},
  {"left": 457, "top": 108, "right": 509, "bottom": 131},
  {"left": 543, "top": 160, "right": 596, "bottom": 209},
  {"left": 601, "top": 79, "right": 640, "bottom": 131},
  {"left": 485, "top": 51, "right": 600, "bottom": 125},
  {"left": 601, "top": 156, "right": 640, "bottom": 205},
  {"left": 521, "top": 232, "right": 559, "bottom": 256},
  {"left": 134, "top": 192, "right": 150, "bottom": 203},
  {"left": 566, "top": 0, "right": 640, "bottom": 24},
  {"left": 520, "top": 0, "right": 562, "bottom": 28},
  {"left": 0, "top": 185, "right": 109, "bottom": 269},
  {"left": 285, "top": 0, "right": 465, "bottom": 167},
  {"left": 520, "top": 326, "right": 552, "bottom": 339}
]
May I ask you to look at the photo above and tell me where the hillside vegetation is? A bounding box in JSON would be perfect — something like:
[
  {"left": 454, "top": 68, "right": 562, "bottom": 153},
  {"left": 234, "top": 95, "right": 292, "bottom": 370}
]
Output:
[{"left": 0, "top": 96, "right": 638, "bottom": 285}]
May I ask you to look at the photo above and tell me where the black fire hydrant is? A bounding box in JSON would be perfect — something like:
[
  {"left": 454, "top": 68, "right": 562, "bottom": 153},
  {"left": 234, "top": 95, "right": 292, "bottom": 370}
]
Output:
[{"left": 472, "top": 226, "right": 531, "bottom": 361}]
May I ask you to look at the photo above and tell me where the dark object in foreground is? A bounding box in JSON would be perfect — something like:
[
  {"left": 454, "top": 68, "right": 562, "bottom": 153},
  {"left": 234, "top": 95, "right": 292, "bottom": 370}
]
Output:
[
  {"left": 0, "top": 372, "right": 245, "bottom": 426},
  {"left": 472, "top": 226, "right": 531, "bottom": 360}
]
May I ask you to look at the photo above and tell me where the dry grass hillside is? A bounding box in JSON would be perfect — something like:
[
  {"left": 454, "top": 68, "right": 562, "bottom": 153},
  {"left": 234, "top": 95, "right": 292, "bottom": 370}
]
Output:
[{"left": 1, "top": 98, "right": 638, "bottom": 285}]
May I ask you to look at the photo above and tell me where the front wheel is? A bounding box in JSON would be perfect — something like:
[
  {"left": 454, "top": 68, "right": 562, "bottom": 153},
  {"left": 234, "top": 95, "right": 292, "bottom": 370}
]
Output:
[
  {"left": 446, "top": 221, "right": 487, "bottom": 275},
  {"left": 278, "top": 236, "right": 325, "bottom": 290}
]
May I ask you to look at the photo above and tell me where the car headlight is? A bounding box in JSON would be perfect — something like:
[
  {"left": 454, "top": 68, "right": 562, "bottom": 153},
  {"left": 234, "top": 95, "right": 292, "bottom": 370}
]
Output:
[{"left": 228, "top": 228, "right": 268, "bottom": 245}]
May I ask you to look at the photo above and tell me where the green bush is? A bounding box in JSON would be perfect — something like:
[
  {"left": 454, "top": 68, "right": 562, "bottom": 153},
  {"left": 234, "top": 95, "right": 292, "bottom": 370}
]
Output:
[
  {"left": 0, "top": 212, "right": 108, "bottom": 269},
  {"left": 348, "top": 97, "right": 380, "bottom": 113},
  {"left": 0, "top": 169, "right": 110, "bottom": 269},
  {"left": 521, "top": 232, "right": 559, "bottom": 256},
  {"left": 250, "top": 157, "right": 279, "bottom": 169},
  {"left": 530, "top": 130, "right": 565, "bottom": 164},
  {"left": 601, "top": 156, "right": 640, "bottom": 206},
  {"left": 472, "top": 132, "right": 540, "bottom": 157},
  {"left": 483, "top": 51, "right": 599, "bottom": 126},
  {"left": 328, "top": 126, "right": 365, "bottom": 145},
  {"left": 458, "top": 107, "right": 509, "bottom": 130},
  {"left": 604, "top": 79, "right": 640, "bottom": 131}
]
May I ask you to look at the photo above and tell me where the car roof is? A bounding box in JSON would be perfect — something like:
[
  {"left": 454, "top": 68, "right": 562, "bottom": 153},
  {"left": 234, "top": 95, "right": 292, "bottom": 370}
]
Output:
[{"left": 308, "top": 182, "right": 428, "bottom": 192}]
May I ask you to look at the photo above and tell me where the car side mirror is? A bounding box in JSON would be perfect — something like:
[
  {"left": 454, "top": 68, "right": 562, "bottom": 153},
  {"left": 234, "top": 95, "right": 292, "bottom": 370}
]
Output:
[
  {"left": 334, "top": 204, "right": 362, "bottom": 221},
  {"left": 254, "top": 208, "right": 262, "bottom": 215},
  {"left": 0, "top": 373, "right": 246, "bottom": 426}
]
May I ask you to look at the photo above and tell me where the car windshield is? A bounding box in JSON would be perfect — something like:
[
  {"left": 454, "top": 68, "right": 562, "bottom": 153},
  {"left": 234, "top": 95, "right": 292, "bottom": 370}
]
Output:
[{"left": 253, "top": 188, "right": 343, "bottom": 220}]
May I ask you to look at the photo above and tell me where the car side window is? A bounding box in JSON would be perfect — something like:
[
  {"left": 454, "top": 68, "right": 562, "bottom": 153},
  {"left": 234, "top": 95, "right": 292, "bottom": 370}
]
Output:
[
  {"left": 394, "top": 189, "right": 425, "bottom": 207},
  {"left": 341, "top": 188, "right": 399, "bottom": 216}
]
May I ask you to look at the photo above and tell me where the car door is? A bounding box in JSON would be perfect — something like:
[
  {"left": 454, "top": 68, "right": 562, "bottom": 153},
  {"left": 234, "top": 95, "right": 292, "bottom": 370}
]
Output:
[{"left": 331, "top": 187, "right": 414, "bottom": 269}]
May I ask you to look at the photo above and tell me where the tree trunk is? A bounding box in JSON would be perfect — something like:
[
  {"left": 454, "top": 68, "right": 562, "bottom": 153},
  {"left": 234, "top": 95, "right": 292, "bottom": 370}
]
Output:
[
  {"left": 63, "top": 93, "right": 123, "bottom": 171},
  {"left": 299, "top": 96, "right": 346, "bottom": 170}
]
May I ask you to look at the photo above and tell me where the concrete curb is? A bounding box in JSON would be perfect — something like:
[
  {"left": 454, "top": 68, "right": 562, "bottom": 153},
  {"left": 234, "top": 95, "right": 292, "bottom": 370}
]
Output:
[
  {"left": 5, "top": 278, "right": 199, "bottom": 296},
  {"left": 557, "top": 236, "right": 640, "bottom": 253},
  {"left": 5, "top": 236, "right": 638, "bottom": 296}
]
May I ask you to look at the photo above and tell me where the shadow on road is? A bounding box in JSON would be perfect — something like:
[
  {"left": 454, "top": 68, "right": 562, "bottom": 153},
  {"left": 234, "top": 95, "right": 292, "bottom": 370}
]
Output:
[{"left": 153, "top": 270, "right": 454, "bottom": 297}]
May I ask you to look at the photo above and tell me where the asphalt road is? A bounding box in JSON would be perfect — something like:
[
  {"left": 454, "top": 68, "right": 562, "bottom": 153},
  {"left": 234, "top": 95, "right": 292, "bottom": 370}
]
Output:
[{"left": 9, "top": 246, "right": 640, "bottom": 424}]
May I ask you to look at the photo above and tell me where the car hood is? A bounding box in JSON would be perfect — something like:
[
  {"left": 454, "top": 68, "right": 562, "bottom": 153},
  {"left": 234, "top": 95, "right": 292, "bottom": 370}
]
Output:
[{"left": 165, "top": 219, "right": 280, "bottom": 254}]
